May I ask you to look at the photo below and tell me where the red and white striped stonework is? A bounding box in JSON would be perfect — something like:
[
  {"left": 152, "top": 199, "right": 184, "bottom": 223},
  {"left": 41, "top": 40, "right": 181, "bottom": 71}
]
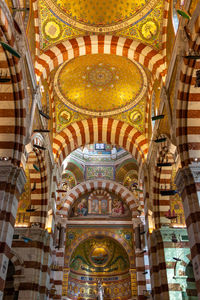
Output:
[
  {"left": 0, "top": 4, "right": 26, "bottom": 167},
  {"left": 0, "top": 3, "right": 27, "bottom": 292},
  {"left": 148, "top": 230, "right": 169, "bottom": 299},
  {"left": 27, "top": 150, "right": 48, "bottom": 228},
  {"left": 176, "top": 11, "right": 200, "bottom": 166},
  {"left": 53, "top": 118, "right": 148, "bottom": 168},
  {"left": 153, "top": 148, "right": 174, "bottom": 228},
  {"left": 175, "top": 9, "right": 200, "bottom": 298},
  {"left": 11, "top": 227, "right": 51, "bottom": 299},
  {"left": 56, "top": 179, "right": 140, "bottom": 218},
  {"left": 35, "top": 35, "right": 167, "bottom": 84},
  {"left": 0, "top": 164, "right": 26, "bottom": 299}
]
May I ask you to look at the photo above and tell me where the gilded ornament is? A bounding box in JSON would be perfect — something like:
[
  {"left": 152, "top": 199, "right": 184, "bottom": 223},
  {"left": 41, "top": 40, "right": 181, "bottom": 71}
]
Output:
[
  {"left": 54, "top": 54, "right": 147, "bottom": 116},
  {"left": 139, "top": 18, "right": 158, "bottom": 40},
  {"left": 58, "top": 110, "right": 72, "bottom": 124},
  {"left": 43, "top": 0, "right": 159, "bottom": 33},
  {"left": 42, "top": 18, "right": 62, "bottom": 41},
  {"left": 129, "top": 110, "right": 142, "bottom": 123}
]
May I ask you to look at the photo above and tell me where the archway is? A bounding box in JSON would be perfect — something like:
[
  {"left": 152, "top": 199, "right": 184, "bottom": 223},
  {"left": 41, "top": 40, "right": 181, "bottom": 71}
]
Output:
[
  {"left": 35, "top": 35, "right": 167, "bottom": 83},
  {"left": 56, "top": 179, "right": 140, "bottom": 218},
  {"left": 53, "top": 118, "right": 148, "bottom": 168},
  {"left": 63, "top": 236, "right": 133, "bottom": 300}
]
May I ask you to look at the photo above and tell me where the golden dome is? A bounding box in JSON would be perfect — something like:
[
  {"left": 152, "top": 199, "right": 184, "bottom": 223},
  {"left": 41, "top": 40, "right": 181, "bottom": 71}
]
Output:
[
  {"left": 44, "top": 0, "right": 158, "bottom": 32},
  {"left": 54, "top": 54, "right": 147, "bottom": 116}
]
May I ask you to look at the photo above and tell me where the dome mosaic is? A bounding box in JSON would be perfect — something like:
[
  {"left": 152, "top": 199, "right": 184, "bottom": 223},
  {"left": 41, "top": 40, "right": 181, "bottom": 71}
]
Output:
[
  {"left": 54, "top": 54, "right": 147, "bottom": 116},
  {"left": 43, "top": 0, "right": 159, "bottom": 33}
]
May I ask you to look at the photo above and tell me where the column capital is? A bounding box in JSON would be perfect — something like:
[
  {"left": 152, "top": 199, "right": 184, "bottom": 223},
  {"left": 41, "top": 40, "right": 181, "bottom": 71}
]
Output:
[
  {"left": 175, "top": 163, "right": 200, "bottom": 194},
  {"left": 132, "top": 218, "right": 142, "bottom": 228},
  {"left": 0, "top": 162, "right": 26, "bottom": 194}
]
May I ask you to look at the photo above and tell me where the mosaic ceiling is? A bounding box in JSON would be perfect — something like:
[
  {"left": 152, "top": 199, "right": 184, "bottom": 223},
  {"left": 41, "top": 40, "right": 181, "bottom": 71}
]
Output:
[
  {"left": 39, "top": 0, "right": 164, "bottom": 50},
  {"left": 54, "top": 54, "right": 147, "bottom": 116}
]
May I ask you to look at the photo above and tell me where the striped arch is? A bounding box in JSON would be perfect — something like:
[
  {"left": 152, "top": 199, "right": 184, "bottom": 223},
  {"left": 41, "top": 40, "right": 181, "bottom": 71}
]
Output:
[
  {"left": 176, "top": 11, "right": 200, "bottom": 167},
  {"left": 8, "top": 250, "right": 24, "bottom": 276},
  {"left": 116, "top": 158, "right": 139, "bottom": 184},
  {"left": 35, "top": 35, "right": 166, "bottom": 83},
  {"left": 53, "top": 118, "right": 148, "bottom": 168},
  {"left": 65, "top": 230, "right": 135, "bottom": 268},
  {"left": 0, "top": 3, "right": 26, "bottom": 166},
  {"left": 56, "top": 179, "right": 139, "bottom": 218}
]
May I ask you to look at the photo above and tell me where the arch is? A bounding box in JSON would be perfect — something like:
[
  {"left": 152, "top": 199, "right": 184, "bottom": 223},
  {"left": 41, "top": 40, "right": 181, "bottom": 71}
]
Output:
[
  {"left": 0, "top": 3, "right": 26, "bottom": 166},
  {"left": 116, "top": 158, "right": 139, "bottom": 183},
  {"left": 35, "top": 35, "right": 167, "bottom": 83},
  {"left": 56, "top": 179, "right": 139, "bottom": 218},
  {"left": 65, "top": 230, "right": 135, "bottom": 268},
  {"left": 176, "top": 11, "right": 200, "bottom": 167},
  {"left": 8, "top": 250, "right": 24, "bottom": 276},
  {"left": 53, "top": 118, "right": 148, "bottom": 168},
  {"left": 63, "top": 160, "right": 84, "bottom": 184}
]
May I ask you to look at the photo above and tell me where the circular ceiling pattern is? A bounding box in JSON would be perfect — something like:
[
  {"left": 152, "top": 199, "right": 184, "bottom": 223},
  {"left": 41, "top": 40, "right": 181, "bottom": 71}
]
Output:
[
  {"left": 44, "top": 0, "right": 159, "bottom": 32},
  {"left": 54, "top": 54, "right": 147, "bottom": 116}
]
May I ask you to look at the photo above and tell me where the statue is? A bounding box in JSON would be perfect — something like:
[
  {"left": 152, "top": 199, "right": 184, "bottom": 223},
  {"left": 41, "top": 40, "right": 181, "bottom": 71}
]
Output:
[{"left": 97, "top": 279, "right": 104, "bottom": 300}]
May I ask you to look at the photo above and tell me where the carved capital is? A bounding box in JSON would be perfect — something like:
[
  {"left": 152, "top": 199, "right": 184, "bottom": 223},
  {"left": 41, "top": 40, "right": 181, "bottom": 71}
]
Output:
[
  {"left": 132, "top": 217, "right": 143, "bottom": 228},
  {"left": 0, "top": 162, "right": 26, "bottom": 194},
  {"left": 175, "top": 164, "right": 200, "bottom": 194}
]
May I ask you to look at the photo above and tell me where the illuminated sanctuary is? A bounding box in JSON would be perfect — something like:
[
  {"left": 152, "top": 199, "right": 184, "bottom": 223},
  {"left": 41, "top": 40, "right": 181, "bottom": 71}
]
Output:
[{"left": 0, "top": 0, "right": 200, "bottom": 299}]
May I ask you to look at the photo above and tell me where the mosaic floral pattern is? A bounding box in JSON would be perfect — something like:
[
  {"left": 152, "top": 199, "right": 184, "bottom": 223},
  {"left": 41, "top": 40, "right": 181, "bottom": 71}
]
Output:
[
  {"left": 55, "top": 95, "right": 146, "bottom": 133},
  {"left": 86, "top": 166, "right": 114, "bottom": 180},
  {"left": 38, "top": 0, "right": 164, "bottom": 50},
  {"left": 116, "top": 0, "right": 164, "bottom": 50}
]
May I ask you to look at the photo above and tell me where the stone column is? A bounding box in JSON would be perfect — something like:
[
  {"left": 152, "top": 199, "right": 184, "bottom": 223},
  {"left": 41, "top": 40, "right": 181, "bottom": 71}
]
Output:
[
  {"left": 133, "top": 219, "right": 147, "bottom": 299},
  {"left": 175, "top": 164, "right": 200, "bottom": 297},
  {"left": 0, "top": 163, "right": 26, "bottom": 300}
]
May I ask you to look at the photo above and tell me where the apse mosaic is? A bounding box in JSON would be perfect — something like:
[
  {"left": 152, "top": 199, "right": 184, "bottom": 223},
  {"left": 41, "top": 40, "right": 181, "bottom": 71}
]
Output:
[
  {"left": 39, "top": 0, "right": 164, "bottom": 50},
  {"left": 54, "top": 54, "right": 147, "bottom": 116},
  {"left": 64, "top": 236, "right": 132, "bottom": 299},
  {"left": 70, "top": 191, "right": 131, "bottom": 219},
  {"left": 65, "top": 227, "right": 133, "bottom": 251},
  {"left": 69, "top": 237, "right": 130, "bottom": 275}
]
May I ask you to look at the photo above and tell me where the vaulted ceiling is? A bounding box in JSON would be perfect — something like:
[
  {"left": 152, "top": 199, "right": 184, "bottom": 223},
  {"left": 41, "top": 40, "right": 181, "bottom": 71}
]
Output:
[{"left": 34, "top": 0, "right": 172, "bottom": 165}]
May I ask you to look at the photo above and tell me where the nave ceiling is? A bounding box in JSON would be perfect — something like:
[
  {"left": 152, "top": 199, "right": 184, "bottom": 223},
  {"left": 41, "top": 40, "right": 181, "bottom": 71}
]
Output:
[{"left": 35, "top": 0, "right": 172, "bottom": 158}]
